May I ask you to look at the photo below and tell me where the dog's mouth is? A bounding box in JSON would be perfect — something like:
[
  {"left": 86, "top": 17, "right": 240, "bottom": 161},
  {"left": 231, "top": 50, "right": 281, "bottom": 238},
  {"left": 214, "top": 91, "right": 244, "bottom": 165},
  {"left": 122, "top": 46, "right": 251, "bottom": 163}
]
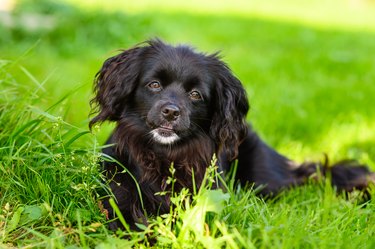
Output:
[{"left": 151, "top": 124, "right": 180, "bottom": 144}]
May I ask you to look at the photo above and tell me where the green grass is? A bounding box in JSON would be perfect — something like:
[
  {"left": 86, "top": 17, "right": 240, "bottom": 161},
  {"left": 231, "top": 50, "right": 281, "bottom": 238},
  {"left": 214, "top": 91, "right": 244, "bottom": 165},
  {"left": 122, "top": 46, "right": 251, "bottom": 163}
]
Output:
[{"left": 1, "top": 0, "right": 375, "bottom": 247}]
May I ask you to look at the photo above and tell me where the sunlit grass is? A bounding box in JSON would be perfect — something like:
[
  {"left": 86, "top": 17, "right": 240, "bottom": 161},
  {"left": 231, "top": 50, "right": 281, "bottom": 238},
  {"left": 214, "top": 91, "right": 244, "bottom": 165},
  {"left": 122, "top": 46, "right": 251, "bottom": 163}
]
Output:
[
  {"left": 279, "top": 118, "right": 375, "bottom": 164},
  {"left": 64, "top": 0, "right": 375, "bottom": 32}
]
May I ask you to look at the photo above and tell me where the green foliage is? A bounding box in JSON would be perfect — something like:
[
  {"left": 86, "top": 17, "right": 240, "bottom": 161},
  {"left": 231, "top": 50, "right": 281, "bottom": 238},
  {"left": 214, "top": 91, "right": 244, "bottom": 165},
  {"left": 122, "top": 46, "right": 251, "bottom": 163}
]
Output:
[
  {"left": 1, "top": 0, "right": 375, "bottom": 247},
  {"left": 0, "top": 62, "right": 107, "bottom": 246}
]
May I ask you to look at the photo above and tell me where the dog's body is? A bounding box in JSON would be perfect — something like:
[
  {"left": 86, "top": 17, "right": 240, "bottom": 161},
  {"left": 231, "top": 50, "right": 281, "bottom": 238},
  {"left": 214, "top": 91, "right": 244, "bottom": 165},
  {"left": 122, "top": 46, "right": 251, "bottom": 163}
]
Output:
[{"left": 90, "top": 40, "right": 374, "bottom": 230}]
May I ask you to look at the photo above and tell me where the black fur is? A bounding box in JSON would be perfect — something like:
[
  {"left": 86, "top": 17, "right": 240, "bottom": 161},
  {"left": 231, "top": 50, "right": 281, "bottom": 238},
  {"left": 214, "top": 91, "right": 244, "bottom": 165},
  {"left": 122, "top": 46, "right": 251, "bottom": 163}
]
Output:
[{"left": 90, "top": 39, "right": 375, "bottom": 230}]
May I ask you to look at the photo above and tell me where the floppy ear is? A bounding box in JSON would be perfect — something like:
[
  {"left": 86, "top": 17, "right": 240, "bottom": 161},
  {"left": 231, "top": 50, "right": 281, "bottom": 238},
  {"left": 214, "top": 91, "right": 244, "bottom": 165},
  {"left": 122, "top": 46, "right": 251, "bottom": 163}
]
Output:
[
  {"left": 89, "top": 46, "right": 144, "bottom": 128},
  {"left": 209, "top": 56, "right": 249, "bottom": 160}
]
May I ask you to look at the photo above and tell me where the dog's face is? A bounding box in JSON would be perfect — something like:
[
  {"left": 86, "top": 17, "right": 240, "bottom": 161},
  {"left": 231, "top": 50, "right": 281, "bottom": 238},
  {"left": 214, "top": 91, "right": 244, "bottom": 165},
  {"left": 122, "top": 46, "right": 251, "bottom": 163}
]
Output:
[
  {"left": 90, "top": 40, "right": 249, "bottom": 159},
  {"left": 132, "top": 46, "right": 214, "bottom": 144}
]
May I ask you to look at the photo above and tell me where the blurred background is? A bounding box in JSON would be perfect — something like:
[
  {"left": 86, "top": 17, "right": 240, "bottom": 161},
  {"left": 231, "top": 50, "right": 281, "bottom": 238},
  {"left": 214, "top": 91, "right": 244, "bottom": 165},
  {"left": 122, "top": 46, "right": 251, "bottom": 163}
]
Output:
[{"left": 1, "top": 0, "right": 375, "bottom": 164}]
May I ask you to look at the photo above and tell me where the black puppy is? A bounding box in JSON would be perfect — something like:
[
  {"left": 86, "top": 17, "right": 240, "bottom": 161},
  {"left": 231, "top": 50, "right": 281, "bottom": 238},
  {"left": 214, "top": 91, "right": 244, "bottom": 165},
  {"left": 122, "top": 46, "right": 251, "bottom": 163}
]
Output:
[{"left": 90, "top": 39, "right": 374, "bottom": 230}]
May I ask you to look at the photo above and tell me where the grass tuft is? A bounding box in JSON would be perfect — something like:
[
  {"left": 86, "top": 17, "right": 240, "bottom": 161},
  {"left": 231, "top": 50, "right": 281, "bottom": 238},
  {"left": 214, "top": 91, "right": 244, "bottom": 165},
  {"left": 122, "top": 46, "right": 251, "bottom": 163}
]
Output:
[{"left": 0, "top": 62, "right": 107, "bottom": 247}]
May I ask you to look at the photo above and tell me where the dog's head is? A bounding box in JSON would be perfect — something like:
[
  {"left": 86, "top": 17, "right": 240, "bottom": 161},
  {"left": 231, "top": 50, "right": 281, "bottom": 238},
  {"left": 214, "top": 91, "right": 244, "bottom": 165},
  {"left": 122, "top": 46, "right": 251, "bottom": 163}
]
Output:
[{"left": 90, "top": 39, "right": 249, "bottom": 159}]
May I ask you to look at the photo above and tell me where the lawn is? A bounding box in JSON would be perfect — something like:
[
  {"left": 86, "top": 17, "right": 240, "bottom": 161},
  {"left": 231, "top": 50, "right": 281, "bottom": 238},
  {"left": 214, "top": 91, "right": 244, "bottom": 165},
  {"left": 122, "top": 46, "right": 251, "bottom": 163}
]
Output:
[{"left": 0, "top": 0, "right": 375, "bottom": 248}]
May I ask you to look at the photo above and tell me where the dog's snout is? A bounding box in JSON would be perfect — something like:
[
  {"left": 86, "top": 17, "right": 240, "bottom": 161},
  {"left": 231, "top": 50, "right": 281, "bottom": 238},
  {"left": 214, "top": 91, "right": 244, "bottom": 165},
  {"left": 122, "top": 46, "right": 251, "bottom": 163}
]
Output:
[{"left": 161, "top": 104, "right": 180, "bottom": 121}]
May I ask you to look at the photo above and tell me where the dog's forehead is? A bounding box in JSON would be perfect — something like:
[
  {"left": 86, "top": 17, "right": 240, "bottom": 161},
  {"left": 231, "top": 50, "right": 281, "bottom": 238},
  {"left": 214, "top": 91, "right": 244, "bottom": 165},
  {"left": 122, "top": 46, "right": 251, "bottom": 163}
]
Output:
[{"left": 142, "top": 45, "right": 213, "bottom": 88}]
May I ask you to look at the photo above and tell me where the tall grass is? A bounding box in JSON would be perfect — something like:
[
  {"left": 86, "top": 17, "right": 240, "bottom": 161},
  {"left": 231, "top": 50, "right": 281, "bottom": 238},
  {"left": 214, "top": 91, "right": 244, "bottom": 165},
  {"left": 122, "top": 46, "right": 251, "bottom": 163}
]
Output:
[{"left": 0, "top": 61, "right": 107, "bottom": 247}]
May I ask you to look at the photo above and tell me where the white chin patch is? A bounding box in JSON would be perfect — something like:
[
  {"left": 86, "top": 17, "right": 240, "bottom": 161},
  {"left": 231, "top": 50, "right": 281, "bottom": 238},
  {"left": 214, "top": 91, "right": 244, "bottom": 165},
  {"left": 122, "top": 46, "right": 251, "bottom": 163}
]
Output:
[{"left": 151, "top": 129, "right": 180, "bottom": 144}]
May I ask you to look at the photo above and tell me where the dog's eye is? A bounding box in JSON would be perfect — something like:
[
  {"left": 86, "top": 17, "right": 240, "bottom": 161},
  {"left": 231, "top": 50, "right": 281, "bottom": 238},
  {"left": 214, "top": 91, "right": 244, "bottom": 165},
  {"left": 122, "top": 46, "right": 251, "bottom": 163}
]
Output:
[
  {"left": 189, "top": 90, "right": 202, "bottom": 100},
  {"left": 148, "top": 81, "right": 162, "bottom": 91}
]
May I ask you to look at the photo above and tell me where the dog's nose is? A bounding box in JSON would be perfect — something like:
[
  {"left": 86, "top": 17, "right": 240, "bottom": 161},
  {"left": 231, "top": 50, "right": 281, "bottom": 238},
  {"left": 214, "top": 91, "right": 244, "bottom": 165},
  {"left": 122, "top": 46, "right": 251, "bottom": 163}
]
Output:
[{"left": 161, "top": 104, "right": 180, "bottom": 121}]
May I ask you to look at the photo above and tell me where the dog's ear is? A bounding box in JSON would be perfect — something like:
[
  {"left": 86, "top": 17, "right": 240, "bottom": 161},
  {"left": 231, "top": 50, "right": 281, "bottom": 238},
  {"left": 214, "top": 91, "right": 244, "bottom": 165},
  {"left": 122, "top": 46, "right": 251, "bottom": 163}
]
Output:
[
  {"left": 209, "top": 56, "right": 249, "bottom": 160},
  {"left": 89, "top": 46, "right": 144, "bottom": 128}
]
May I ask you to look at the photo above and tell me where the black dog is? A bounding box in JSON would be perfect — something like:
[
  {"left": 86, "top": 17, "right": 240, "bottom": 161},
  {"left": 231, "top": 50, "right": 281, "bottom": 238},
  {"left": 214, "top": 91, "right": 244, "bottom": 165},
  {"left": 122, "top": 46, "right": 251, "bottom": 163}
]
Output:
[{"left": 90, "top": 39, "right": 375, "bottom": 230}]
